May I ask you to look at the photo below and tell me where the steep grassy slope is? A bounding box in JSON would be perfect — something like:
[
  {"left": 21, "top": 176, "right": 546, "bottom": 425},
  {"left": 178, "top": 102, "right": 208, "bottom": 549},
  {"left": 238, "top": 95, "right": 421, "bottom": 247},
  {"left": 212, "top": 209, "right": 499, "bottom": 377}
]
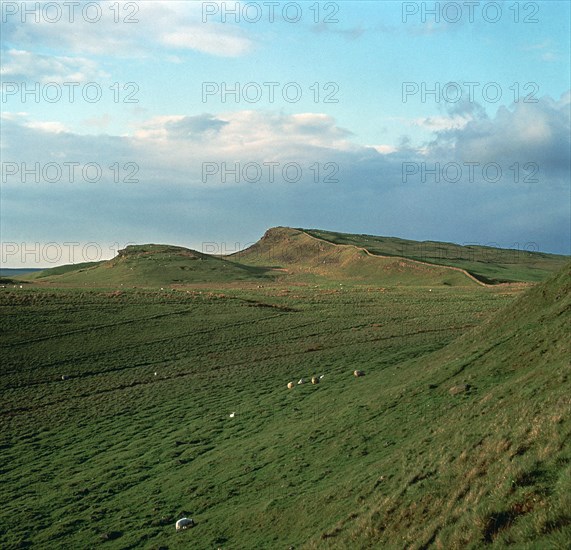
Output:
[
  {"left": 305, "top": 262, "right": 571, "bottom": 548},
  {"left": 234, "top": 227, "right": 479, "bottom": 287},
  {"left": 26, "top": 244, "right": 273, "bottom": 286},
  {"left": 304, "top": 228, "right": 568, "bottom": 283}
]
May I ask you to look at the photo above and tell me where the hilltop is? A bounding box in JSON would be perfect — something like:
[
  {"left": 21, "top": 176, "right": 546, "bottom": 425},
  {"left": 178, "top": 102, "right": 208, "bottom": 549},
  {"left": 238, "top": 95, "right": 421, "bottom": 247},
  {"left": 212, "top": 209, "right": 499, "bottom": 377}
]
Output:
[
  {"left": 304, "top": 228, "right": 568, "bottom": 283},
  {"left": 232, "top": 227, "right": 480, "bottom": 286},
  {"left": 20, "top": 227, "right": 566, "bottom": 288},
  {"left": 25, "top": 243, "right": 272, "bottom": 286}
]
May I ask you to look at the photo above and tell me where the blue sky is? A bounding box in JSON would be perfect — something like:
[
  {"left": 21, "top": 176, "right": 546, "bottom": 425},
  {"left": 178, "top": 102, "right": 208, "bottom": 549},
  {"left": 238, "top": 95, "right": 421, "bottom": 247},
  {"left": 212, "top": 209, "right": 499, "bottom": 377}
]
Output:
[{"left": 1, "top": 0, "right": 570, "bottom": 266}]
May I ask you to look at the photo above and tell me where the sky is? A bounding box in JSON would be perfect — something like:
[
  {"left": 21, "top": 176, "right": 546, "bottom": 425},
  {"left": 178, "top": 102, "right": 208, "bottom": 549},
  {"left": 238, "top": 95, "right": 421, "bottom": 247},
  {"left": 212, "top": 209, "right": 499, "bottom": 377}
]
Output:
[{"left": 1, "top": 0, "right": 570, "bottom": 267}]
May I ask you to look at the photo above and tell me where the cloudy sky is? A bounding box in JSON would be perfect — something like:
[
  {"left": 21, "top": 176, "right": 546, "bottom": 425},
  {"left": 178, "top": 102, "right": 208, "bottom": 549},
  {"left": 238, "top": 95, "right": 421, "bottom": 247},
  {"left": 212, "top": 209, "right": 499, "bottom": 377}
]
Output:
[{"left": 1, "top": 0, "right": 570, "bottom": 266}]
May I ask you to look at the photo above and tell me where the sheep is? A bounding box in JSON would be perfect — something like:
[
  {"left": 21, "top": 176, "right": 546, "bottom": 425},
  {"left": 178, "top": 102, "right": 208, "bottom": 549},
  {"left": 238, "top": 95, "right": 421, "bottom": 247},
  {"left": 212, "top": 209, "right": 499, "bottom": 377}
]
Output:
[
  {"left": 287, "top": 382, "right": 295, "bottom": 389},
  {"left": 61, "top": 375, "right": 69, "bottom": 381},
  {"left": 319, "top": 374, "right": 325, "bottom": 380},
  {"left": 229, "top": 412, "right": 235, "bottom": 418},
  {"left": 298, "top": 378, "right": 306, "bottom": 385},
  {"left": 175, "top": 517, "right": 194, "bottom": 530},
  {"left": 354, "top": 370, "right": 365, "bottom": 377},
  {"left": 311, "top": 376, "right": 319, "bottom": 385}
]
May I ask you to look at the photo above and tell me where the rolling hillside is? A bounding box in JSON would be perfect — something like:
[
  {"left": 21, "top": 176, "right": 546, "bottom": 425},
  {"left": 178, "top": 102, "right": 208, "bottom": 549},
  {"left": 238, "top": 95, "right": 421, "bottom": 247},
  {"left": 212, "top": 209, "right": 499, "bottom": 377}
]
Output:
[
  {"left": 303, "top": 228, "right": 568, "bottom": 283},
  {"left": 18, "top": 227, "right": 566, "bottom": 288},
  {"left": 25, "top": 244, "right": 273, "bottom": 286},
  {"left": 233, "top": 227, "right": 480, "bottom": 286},
  {"left": 1, "top": 254, "right": 568, "bottom": 547},
  {"left": 21, "top": 229, "right": 490, "bottom": 288},
  {"left": 306, "top": 261, "right": 571, "bottom": 547}
]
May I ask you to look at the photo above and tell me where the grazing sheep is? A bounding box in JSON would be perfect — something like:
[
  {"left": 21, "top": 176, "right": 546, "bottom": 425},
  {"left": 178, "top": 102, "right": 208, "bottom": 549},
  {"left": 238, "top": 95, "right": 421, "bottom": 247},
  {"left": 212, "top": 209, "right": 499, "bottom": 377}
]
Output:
[
  {"left": 229, "top": 412, "right": 235, "bottom": 418},
  {"left": 311, "top": 376, "right": 319, "bottom": 384},
  {"left": 298, "top": 378, "right": 306, "bottom": 385},
  {"left": 61, "top": 375, "right": 69, "bottom": 381},
  {"left": 319, "top": 374, "right": 325, "bottom": 380},
  {"left": 287, "top": 382, "right": 295, "bottom": 389},
  {"left": 354, "top": 370, "right": 365, "bottom": 377},
  {"left": 175, "top": 517, "right": 194, "bottom": 530}
]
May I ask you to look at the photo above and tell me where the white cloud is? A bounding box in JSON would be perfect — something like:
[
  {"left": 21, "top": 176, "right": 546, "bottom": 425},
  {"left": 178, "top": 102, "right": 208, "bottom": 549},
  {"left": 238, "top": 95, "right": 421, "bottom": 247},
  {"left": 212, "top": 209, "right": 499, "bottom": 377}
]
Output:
[
  {"left": 426, "top": 92, "right": 571, "bottom": 176},
  {"left": 1, "top": 1, "right": 255, "bottom": 63},
  {"left": 411, "top": 115, "right": 472, "bottom": 131},
  {"left": 160, "top": 27, "right": 253, "bottom": 57},
  {"left": 2, "top": 97, "right": 569, "bottom": 256},
  {"left": 0, "top": 49, "right": 108, "bottom": 83},
  {"left": 24, "top": 120, "right": 69, "bottom": 133},
  {"left": 369, "top": 145, "right": 398, "bottom": 154},
  {"left": 523, "top": 40, "right": 560, "bottom": 63}
]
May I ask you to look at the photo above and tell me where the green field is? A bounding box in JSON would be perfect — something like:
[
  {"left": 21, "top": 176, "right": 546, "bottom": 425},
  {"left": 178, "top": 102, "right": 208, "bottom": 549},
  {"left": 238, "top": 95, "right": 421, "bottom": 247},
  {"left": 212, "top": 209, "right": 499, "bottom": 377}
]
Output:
[{"left": 1, "top": 231, "right": 569, "bottom": 549}]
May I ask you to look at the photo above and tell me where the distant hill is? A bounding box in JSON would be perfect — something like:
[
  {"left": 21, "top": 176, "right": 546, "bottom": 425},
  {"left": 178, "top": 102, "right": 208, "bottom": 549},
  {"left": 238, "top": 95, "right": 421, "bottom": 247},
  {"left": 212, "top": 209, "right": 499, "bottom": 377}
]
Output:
[
  {"left": 303, "top": 228, "right": 568, "bottom": 283},
  {"left": 20, "top": 228, "right": 567, "bottom": 287},
  {"left": 0, "top": 268, "right": 44, "bottom": 277},
  {"left": 26, "top": 244, "right": 273, "bottom": 286},
  {"left": 233, "top": 227, "right": 482, "bottom": 286}
]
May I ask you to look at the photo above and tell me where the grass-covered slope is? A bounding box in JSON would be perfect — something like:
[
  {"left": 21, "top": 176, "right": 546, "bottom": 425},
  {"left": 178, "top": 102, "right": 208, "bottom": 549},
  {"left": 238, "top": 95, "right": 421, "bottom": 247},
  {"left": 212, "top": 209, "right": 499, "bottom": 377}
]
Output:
[
  {"left": 234, "top": 227, "right": 479, "bottom": 286},
  {"left": 304, "top": 228, "right": 568, "bottom": 283},
  {"left": 306, "top": 262, "right": 571, "bottom": 548},
  {"left": 1, "top": 248, "right": 568, "bottom": 548},
  {"left": 0, "top": 279, "right": 516, "bottom": 549},
  {"left": 26, "top": 244, "right": 273, "bottom": 286},
  {"left": 14, "top": 228, "right": 568, "bottom": 288}
]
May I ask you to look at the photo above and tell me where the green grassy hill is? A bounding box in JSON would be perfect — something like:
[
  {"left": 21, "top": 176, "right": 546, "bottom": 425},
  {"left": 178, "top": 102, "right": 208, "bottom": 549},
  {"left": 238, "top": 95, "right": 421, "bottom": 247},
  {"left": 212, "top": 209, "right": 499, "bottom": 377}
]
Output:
[
  {"left": 303, "top": 228, "right": 568, "bottom": 283},
  {"left": 233, "top": 227, "right": 479, "bottom": 286},
  {"left": 26, "top": 244, "right": 273, "bottom": 286},
  {"left": 22, "top": 230, "right": 488, "bottom": 288},
  {"left": 14, "top": 228, "right": 569, "bottom": 288},
  {"left": 305, "top": 261, "right": 571, "bottom": 548},
  {"left": 1, "top": 259, "right": 568, "bottom": 548}
]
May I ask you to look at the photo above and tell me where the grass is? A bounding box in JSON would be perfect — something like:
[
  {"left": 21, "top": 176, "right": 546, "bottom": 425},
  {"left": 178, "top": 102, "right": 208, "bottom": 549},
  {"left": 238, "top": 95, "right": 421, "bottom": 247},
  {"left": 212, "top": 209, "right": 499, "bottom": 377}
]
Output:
[
  {"left": 302, "top": 227, "right": 568, "bottom": 283},
  {"left": 24, "top": 244, "right": 274, "bottom": 287},
  {"left": 1, "top": 236, "right": 569, "bottom": 549},
  {"left": 232, "top": 227, "right": 480, "bottom": 287},
  {"left": 24, "top": 226, "right": 565, "bottom": 288}
]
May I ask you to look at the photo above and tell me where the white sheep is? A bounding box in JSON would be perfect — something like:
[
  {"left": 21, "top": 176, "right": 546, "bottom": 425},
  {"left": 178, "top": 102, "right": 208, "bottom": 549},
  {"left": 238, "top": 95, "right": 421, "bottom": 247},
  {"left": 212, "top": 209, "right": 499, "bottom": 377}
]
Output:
[
  {"left": 287, "top": 382, "right": 295, "bottom": 389},
  {"left": 229, "top": 412, "right": 235, "bottom": 418},
  {"left": 175, "top": 517, "right": 194, "bottom": 530},
  {"left": 298, "top": 378, "right": 306, "bottom": 385}
]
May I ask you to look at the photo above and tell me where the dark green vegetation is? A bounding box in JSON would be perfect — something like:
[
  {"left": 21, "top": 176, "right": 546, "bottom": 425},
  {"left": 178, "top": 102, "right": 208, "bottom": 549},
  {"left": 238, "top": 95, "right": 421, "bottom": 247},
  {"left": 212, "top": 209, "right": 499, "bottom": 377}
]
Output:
[
  {"left": 2, "top": 259, "right": 570, "bottom": 549},
  {"left": 303, "top": 228, "right": 568, "bottom": 284},
  {"left": 0, "top": 277, "right": 28, "bottom": 286}
]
